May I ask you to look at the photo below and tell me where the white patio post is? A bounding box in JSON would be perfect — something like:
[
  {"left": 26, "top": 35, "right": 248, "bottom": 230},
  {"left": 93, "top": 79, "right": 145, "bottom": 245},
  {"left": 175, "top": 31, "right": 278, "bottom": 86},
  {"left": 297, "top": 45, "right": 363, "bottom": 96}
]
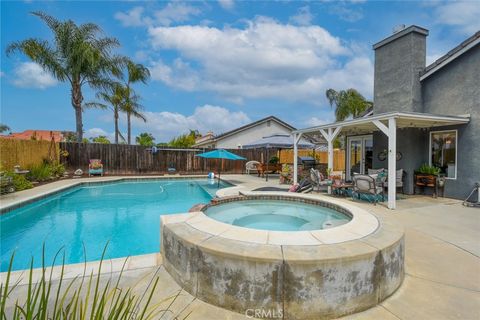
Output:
[
  {"left": 373, "top": 117, "right": 397, "bottom": 209},
  {"left": 387, "top": 117, "right": 397, "bottom": 209},
  {"left": 293, "top": 133, "right": 304, "bottom": 184},
  {"left": 320, "top": 127, "right": 342, "bottom": 194}
]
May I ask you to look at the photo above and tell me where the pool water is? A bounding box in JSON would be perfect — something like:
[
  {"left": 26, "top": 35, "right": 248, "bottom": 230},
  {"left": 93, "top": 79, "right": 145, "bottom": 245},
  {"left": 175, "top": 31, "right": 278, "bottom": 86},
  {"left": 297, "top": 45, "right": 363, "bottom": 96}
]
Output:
[
  {"left": 205, "top": 200, "right": 351, "bottom": 232},
  {"left": 1, "top": 179, "right": 229, "bottom": 271}
]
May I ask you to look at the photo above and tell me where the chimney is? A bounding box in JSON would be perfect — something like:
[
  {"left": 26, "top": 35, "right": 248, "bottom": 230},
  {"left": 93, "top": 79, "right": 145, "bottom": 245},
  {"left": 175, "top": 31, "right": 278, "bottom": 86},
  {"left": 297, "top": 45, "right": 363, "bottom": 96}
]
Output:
[{"left": 373, "top": 25, "right": 429, "bottom": 114}]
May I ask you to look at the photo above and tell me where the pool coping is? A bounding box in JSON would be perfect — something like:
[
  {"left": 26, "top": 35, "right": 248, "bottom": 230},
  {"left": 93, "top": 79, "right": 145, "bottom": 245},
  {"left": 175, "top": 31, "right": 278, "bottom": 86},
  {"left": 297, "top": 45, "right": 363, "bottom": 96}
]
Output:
[
  {"left": 0, "top": 253, "right": 162, "bottom": 286},
  {"left": 162, "top": 191, "right": 381, "bottom": 247},
  {"left": 0, "top": 175, "right": 235, "bottom": 214}
]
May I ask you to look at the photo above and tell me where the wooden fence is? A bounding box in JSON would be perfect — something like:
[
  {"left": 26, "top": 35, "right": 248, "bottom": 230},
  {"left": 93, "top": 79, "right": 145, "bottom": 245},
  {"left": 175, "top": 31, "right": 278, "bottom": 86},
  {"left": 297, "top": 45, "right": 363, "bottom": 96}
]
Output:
[
  {"left": 59, "top": 142, "right": 278, "bottom": 175},
  {"left": 0, "top": 138, "right": 59, "bottom": 170},
  {"left": 279, "top": 149, "right": 345, "bottom": 171}
]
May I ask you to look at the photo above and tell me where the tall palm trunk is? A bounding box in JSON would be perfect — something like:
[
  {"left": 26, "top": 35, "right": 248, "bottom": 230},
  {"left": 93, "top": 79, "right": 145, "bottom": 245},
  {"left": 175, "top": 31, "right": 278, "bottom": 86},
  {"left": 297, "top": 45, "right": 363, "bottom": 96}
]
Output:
[
  {"left": 114, "top": 109, "right": 119, "bottom": 144},
  {"left": 71, "top": 81, "right": 84, "bottom": 142},
  {"left": 127, "top": 112, "right": 131, "bottom": 145}
]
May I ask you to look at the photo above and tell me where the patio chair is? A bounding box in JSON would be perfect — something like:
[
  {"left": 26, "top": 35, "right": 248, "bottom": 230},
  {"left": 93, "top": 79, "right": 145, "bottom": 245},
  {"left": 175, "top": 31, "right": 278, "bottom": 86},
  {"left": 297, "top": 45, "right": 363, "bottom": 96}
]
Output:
[
  {"left": 352, "top": 174, "right": 384, "bottom": 205},
  {"left": 88, "top": 159, "right": 104, "bottom": 177},
  {"left": 245, "top": 160, "right": 261, "bottom": 175},
  {"left": 279, "top": 164, "right": 293, "bottom": 184},
  {"left": 310, "top": 168, "right": 329, "bottom": 192},
  {"left": 167, "top": 162, "right": 176, "bottom": 174},
  {"left": 372, "top": 168, "right": 406, "bottom": 194}
]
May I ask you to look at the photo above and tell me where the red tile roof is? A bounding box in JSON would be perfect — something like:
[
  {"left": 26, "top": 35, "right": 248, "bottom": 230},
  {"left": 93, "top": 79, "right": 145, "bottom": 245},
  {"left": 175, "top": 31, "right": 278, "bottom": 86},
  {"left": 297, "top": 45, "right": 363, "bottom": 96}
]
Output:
[{"left": 0, "top": 130, "right": 67, "bottom": 142}]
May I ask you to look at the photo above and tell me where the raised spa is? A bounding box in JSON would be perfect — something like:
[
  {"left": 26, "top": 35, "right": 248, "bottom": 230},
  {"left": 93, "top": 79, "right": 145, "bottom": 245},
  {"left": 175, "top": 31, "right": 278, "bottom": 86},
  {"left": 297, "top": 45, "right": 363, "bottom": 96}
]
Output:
[
  {"left": 161, "top": 193, "right": 404, "bottom": 319},
  {"left": 204, "top": 199, "right": 351, "bottom": 231}
]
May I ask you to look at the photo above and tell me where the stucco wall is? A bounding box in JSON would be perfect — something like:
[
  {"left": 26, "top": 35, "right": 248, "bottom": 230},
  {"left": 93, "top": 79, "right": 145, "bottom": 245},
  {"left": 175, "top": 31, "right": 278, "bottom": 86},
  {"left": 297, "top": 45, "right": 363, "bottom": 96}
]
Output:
[
  {"left": 421, "top": 45, "right": 480, "bottom": 199},
  {"left": 216, "top": 120, "right": 292, "bottom": 149},
  {"left": 372, "top": 128, "right": 428, "bottom": 195},
  {"left": 374, "top": 32, "right": 426, "bottom": 114}
]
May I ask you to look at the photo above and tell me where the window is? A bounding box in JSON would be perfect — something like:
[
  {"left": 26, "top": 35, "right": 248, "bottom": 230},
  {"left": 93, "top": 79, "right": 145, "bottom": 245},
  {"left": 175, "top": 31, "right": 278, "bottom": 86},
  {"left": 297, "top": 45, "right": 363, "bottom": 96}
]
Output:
[{"left": 430, "top": 130, "right": 457, "bottom": 179}]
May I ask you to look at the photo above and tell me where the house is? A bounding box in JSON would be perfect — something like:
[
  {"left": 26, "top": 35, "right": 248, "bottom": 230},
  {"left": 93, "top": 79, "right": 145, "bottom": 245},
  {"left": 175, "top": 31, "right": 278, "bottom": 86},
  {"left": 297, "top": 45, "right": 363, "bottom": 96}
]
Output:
[
  {"left": 194, "top": 116, "right": 296, "bottom": 149},
  {"left": 293, "top": 26, "right": 479, "bottom": 208},
  {"left": 1, "top": 130, "right": 71, "bottom": 142}
]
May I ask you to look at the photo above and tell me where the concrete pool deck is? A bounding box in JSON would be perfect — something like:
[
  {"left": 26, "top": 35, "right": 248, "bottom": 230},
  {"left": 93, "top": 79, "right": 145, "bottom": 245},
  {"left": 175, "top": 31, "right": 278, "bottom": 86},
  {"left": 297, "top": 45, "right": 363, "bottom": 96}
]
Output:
[{"left": 1, "top": 174, "right": 479, "bottom": 319}]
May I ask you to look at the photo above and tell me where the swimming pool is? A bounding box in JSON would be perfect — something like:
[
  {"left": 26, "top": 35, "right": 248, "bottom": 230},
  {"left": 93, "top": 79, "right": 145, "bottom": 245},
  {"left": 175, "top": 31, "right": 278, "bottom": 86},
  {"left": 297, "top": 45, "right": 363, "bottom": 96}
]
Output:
[
  {"left": 204, "top": 199, "right": 351, "bottom": 231},
  {"left": 1, "top": 179, "right": 230, "bottom": 271}
]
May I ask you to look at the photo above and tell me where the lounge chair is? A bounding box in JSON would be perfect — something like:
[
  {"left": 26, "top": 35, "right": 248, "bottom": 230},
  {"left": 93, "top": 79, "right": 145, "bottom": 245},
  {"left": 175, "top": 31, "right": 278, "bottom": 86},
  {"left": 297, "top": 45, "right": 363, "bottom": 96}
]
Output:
[
  {"left": 88, "top": 159, "right": 104, "bottom": 176},
  {"left": 352, "top": 174, "right": 384, "bottom": 205},
  {"left": 245, "top": 160, "right": 261, "bottom": 175}
]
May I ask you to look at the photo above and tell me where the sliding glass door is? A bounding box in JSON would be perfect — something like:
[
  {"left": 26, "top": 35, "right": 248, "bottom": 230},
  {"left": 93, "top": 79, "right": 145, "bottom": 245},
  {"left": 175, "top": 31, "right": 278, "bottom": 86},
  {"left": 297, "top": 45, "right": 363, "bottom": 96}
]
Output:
[{"left": 346, "top": 135, "right": 373, "bottom": 180}]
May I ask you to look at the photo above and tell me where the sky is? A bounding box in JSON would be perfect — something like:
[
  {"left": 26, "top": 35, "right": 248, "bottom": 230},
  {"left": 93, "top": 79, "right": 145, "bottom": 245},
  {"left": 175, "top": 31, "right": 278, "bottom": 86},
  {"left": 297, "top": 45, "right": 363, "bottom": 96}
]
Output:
[{"left": 1, "top": 0, "right": 479, "bottom": 143}]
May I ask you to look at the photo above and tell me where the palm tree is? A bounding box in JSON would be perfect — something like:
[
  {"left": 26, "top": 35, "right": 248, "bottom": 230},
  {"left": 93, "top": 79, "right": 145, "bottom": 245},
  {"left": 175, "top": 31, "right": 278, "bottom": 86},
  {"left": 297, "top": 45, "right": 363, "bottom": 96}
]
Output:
[
  {"left": 123, "top": 61, "right": 150, "bottom": 144},
  {"left": 6, "top": 12, "right": 124, "bottom": 142},
  {"left": 85, "top": 83, "right": 126, "bottom": 144},
  {"left": 326, "top": 88, "right": 373, "bottom": 121},
  {"left": 0, "top": 124, "right": 10, "bottom": 134}
]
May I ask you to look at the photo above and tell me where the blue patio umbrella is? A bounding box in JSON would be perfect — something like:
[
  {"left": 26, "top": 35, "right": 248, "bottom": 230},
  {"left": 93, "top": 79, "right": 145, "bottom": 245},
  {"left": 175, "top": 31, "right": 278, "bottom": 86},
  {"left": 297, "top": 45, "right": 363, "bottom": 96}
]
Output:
[{"left": 196, "top": 149, "right": 246, "bottom": 187}]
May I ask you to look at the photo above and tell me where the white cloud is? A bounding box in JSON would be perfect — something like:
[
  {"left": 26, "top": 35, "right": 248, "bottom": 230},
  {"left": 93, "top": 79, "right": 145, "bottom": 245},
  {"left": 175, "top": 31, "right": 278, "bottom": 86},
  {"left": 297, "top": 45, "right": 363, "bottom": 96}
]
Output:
[
  {"left": 115, "top": 3, "right": 202, "bottom": 27},
  {"left": 84, "top": 128, "right": 116, "bottom": 142},
  {"left": 305, "top": 116, "right": 332, "bottom": 127},
  {"left": 218, "top": 0, "right": 235, "bottom": 10},
  {"left": 114, "top": 6, "right": 146, "bottom": 27},
  {"left": 154, "top": 2, "right": 201, "bottom": 26},
  {"left": 289, "top": 6, "right": 314, "bottom": 26},
  {"left": 329, "top": 4, "right": 363, "bottom": 22},
  {"left": 147, "top": 17, "right": 373, "bottom": 105},
  {"left": 434, "top": 1, "right": 480, "bottom": 35},
  {"left": 12, "top": 62, "right": 58, "bottom": 89},
  {"left": 130, "top": 104, "right": 251, "bottom": 141}
]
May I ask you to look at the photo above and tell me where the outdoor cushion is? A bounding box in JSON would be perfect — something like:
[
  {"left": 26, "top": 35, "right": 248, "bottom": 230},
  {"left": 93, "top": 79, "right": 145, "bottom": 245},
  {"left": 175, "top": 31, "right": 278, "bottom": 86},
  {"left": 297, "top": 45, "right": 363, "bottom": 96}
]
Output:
[
  {"left": 89, "top": 159, "right": 103, "bottom": 169},
  {"left": 368, "top": 168, "right": 385, "bottom": 175}
]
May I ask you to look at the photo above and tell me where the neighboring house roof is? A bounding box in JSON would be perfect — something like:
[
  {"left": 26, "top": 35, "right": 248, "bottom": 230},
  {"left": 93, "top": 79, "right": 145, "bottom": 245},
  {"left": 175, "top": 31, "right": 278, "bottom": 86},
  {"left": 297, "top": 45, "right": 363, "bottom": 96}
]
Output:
[
  {"left": 1, "top": 130, "right": 67, "bottom": 142},
  {"left": 420, "top": 30, "right": 480, "bottom": 81},
  {"left": 243, "top": 133, "right": 315, "bottom": 149},
  {"left": 194, "top": 116, "right": 296, "bottom": 147}
]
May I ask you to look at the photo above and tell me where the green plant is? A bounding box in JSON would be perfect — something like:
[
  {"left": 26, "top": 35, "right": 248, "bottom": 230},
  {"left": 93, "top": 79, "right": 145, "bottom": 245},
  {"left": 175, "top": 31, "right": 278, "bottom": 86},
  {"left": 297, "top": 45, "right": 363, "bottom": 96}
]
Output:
[
  {"left": 269, "top": 156, "right": 279, "bottom": 164},
  {"left": 91, "top": 136, "right": 111, "bottom": 144},
  {"left": 136, "top": 132, "right": 156, "bottom": 147},
  {"left": 418, "top": 163, "right": 440, "bottom": 175},
  {"left": 9, "top": 173, "right": 33, "bottom": 191},
  {"left": 0, "top": 245, "right": 187, "bottom": 320},
  {"left": 28, "top": 163, "right": 54, "bottom": 182}
]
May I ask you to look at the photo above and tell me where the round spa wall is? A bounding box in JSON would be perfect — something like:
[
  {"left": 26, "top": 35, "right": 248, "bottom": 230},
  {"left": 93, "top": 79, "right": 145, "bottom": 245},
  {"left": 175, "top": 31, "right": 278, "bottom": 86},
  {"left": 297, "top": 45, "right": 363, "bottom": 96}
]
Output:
[{"left": 160, "top": 193, "right": 404, "bottom": 319}]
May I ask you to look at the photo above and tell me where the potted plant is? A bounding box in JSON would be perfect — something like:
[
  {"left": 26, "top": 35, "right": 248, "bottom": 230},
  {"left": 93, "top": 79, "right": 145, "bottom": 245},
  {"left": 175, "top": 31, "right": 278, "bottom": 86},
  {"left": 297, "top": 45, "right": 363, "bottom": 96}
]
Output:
[{"left": 414, "top": 163, "right": 440, "bottom": 194}]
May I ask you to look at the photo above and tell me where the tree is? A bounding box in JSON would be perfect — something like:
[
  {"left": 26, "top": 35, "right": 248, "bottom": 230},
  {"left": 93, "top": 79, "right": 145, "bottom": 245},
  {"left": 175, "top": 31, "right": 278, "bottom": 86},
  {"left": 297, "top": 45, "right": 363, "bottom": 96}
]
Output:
[
  {"left": 85, "top": 83, "right": 126, "bottom": 144},
  {"left": 136, "top": 132, "right": 155, "bottom": 147},
  {"left": 325, "top": 88, "right": 373, "bottom": 121},
  {"left": 122, "top": 61, "right": 150, "bottom": 144},
  {"left": 91, "top": 136, "right": 110, "bottom": 144},
  {"left": 6, "top": 12, "right": 124, "bottom": 142},
  {"left": 169, "top": 130, "right": 200, "bottom": 148},
  {"left": 0, "top": 124, "right": 10, "bottom": 134}
]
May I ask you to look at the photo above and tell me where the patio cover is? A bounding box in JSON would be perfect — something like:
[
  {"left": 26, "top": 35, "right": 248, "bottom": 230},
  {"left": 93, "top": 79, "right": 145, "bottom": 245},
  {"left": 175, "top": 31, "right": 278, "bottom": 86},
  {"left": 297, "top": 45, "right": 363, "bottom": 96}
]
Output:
[
  {"left": 243, "top": 133, "right": 315, "bottom": 149},
  {"left": 292, "top": 111, "right": 470, "bottom": 209}
]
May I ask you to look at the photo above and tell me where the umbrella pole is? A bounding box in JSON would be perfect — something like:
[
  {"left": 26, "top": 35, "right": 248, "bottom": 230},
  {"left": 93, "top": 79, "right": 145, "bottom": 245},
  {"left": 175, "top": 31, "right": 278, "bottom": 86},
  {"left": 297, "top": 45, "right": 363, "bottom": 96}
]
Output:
[
  {"left": 266, "top": 147, "right": 269, "bottom": 182},
  {"left": 218, "top": 159, "right": 222, "bottom": 188}
]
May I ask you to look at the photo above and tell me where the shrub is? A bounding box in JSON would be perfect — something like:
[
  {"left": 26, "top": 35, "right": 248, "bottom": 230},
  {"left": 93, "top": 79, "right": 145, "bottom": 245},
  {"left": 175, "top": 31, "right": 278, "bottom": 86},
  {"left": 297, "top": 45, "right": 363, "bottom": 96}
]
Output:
[
  {"left": 3, "top": 172, "right": 33, "bottom": 191},
  {"left": 27, "top": 162, "right": 66, "bottom": 182},
  {"left": 28, "top": 163, "right": 53, "bottom": 181},
  {"left": 269, "top": 156, "right": 279, "bottom": 164}
]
